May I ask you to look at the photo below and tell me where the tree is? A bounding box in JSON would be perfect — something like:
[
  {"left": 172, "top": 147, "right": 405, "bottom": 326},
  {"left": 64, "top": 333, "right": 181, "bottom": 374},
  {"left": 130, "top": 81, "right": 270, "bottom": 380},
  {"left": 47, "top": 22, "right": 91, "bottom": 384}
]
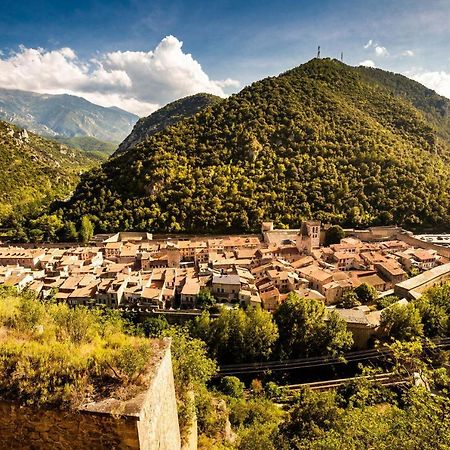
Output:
[
  {"left": 190, "top": 307, "right": 278, "bottom": 364},
  {"left": 79, "top": 216, "right": 94, "bottom": 243},
  {"left": 355, "top": 283, "right": 378, "bottom": 304},
  {"left": 143, "top": 316, "right": 169, "bottom": 338},
  {"left": 278, "top": 388, "right": 341, "bottom": 445},
  {"left": 274, "top": 293, "right": 353, "bottom": 359},
  {"left": 414, "top": 283, "right": 450, "bottom": 337},
  {"left": 339, "top": 290, "right": 361, "bottom": 309},
  {"left": 325, "top": 225, "right": 345, "bottom": 246},
  {"left": 29, "top": 214, "right": 63, "bottom": 242},
  {"left": 220, "top": 376, "right": 245, "bottom": 398},
  {"left": 380, "top": 302, "right": 423, "bottom": 341},
  {"left": 62, "top": 220, "right": 78, "bottom": 242},
  {"left": 195, "top": 289, "right": 216, "bottom": 310}
]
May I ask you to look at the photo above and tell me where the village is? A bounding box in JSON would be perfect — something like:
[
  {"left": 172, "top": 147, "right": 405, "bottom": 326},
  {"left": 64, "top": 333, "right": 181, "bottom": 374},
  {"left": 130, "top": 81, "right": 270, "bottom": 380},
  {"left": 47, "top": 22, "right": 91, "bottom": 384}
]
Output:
[{"left": 1, "top": 221, "right": 450, "bottom": 348}]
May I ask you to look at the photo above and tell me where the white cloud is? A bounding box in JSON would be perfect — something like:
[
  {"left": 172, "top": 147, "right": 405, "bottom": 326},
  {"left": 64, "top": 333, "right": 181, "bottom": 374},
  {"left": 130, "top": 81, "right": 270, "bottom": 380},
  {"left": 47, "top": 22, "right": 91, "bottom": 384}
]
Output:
[
  {"left": 408, "top": 71, "right": 450, "bottom": 99},
  {"left": 359, "top": 59, "right": 376, "bottom": 68},
  {"left": 402, "top": 50, "right": 415, "bottom": 57},
  {"left": 374, "top": 45, "right": 389, "bottom": 57},
  {"left": 0, "top": 36, "right": 239, "bottom": 116},
  {"left": 363, "top": 40, "right": 389, "bottom": 57}
]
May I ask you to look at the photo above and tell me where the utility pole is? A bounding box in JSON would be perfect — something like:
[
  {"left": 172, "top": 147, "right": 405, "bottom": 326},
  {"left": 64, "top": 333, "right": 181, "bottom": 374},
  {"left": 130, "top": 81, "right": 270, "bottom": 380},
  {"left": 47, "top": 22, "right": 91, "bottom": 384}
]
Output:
[{"left": 317, "top": 46, "right": 321, "bottom": 59}]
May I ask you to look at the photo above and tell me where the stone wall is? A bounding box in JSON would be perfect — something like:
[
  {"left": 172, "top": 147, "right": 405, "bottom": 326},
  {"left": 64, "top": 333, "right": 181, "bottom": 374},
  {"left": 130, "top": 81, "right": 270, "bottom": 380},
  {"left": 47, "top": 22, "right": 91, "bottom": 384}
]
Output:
[
  {"left": 395, "top": 232, "right": 450, "bottom": 258},
  {"left": 0, "top": 339, "right": 182, "bottom": 450}
]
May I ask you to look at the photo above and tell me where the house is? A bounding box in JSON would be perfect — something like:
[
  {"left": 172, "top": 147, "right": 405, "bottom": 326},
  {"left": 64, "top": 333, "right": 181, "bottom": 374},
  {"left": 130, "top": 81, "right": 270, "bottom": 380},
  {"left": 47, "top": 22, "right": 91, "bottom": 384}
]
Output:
[
  {"left": 103, "top": 242, "right": 122, "bottom": 260},
  {"left": 239, "top": 288, "right": 262, "bottom": 308},
  {"left": 375, "top": 261, "right": 407, "bottom": 285},
  {"left": 211, "top": 274, "right": 241, "bottom": 302},
  {"left": 330, "top": 307, "right": 380, "bottom": 349},
  {"left": 3, "top": 272, "right": 34, "bottom": 291},
  {"left": 297, "top": 265, "right": 334, "bottom": 292},
  {"left": 394, "top": 262, "right": 450, "bottom": 299},
  {"left": 180, "top": 278, "right": 201, "bottom": 308},
  {"left": 0, "top": 248, "right": 45, "bottom": 268},
  {"left": 333, "top": 252, "right": 357, "bottom": 271},
  {"left": 260, "top": 287, "right": 282, "bottom": 312}
]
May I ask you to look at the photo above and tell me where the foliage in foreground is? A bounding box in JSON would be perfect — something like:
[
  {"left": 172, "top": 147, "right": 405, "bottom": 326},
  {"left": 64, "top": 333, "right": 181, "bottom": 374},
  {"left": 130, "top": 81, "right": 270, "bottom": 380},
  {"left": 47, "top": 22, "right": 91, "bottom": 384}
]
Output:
[{"left": 0, "top": 287, "right": 156, "bottom": 409}]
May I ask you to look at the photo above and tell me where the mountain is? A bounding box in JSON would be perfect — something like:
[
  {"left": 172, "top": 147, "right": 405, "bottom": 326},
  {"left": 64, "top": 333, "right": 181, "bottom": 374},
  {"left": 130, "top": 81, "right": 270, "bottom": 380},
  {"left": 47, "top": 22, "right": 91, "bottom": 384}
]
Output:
[
  {"left": 51, "top": 136, "right": 116, "bottom": 159},
  {"left": 114, "top": 93, "right": 223, "bottom": 155},
  {"left": 0, "top": 88, "right": 138, "bottom": 143},
  {"left": 356, "top": 67, "right": 450, "bottom": 143},
  {"left": 57, "top": 59, "right": 450, "bottom": 234},
  {"left": 0, "top": 121, "right": 99, "bottom": 224}
]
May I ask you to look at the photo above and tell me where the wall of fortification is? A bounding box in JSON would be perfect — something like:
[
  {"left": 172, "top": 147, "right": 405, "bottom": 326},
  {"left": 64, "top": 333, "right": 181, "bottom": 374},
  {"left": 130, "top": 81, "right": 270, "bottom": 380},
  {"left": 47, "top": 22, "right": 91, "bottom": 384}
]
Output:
[
  {"left": 0, "top": 341, "right": 181, "bottom": 450},
  {"left": 395, "top": 232, "right": 450, "bottom": 258}
]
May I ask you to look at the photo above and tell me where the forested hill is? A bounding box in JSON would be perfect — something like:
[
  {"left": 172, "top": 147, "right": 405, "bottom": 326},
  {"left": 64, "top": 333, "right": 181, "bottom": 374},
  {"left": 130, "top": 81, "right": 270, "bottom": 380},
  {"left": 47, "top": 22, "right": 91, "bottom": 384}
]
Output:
[
  {"left": 58, "top": 58, "right": 450, "bottom": 234},
  {"left": 0, "top": 121, "right": 99, "bottom": 225},
  {"left": 114, "top": 93, "right": 223, "bottom": 155},
  {"left": 355, "top": 67, "right": 450, "bottom": 143}
]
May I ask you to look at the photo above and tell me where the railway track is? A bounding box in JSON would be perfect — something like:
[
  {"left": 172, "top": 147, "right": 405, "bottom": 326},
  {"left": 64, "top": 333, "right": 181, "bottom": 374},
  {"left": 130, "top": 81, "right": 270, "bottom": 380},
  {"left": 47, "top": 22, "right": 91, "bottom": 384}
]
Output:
[
  {"left": 217, "top": 337, "right": 450, "bottom": 376},
  {"left": 286, "top": 372, "right": 406, "bottom": 391}
]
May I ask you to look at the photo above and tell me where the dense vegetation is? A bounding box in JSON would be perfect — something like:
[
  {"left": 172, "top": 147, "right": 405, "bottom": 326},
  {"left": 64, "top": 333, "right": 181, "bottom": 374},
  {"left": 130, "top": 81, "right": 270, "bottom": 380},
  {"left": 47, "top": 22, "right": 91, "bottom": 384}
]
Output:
[
  {"left": 188, "top": 293, "right": 352, "bottom": 365},
  {"left": 0, "top": 121, "right": 99, "bottom": 227},
  {"left": 56, "top": 58, "right": 450, "bottom": 235},
  {"left": 1, "top": 284, "right": 450, "bottom": 448},
  {"left": 0, "top": 287, "right": 156, "bottom": 409},
  {"left": 114, "top": 93, "right": 223, "bottom": 155},
  {"left": 357, "top": 66, "right": 450, "bottom": 143},
  {"left": 52, "top": 136, "right": 116, "bottom": 159}
]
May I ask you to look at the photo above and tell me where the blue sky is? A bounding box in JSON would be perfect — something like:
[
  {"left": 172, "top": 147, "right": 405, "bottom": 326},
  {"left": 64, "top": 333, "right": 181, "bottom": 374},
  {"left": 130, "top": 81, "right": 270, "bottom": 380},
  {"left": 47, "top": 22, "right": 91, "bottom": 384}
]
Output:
[{"left": 1, "top": 0, "right": 449, "bottom": 115}]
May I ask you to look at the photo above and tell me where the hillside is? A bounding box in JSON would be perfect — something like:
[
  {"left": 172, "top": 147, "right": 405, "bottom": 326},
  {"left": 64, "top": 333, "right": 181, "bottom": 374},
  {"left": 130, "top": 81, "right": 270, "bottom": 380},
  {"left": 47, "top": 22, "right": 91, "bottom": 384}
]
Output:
[
  {"left": 114, "top": 93, "right": 223, "bottom": 155},
  {"left": 52, "top": 136, "right": 116, "bottom": 159},
  {"left": 0, "top": 121, "right": 99, "bottom": 223},
  {"left": 356, "top": 67, "right": 450, "bottom": 143},
  {"left": 0, "top": 88, "right": 138, "bottom": 143},
  {"left": 58, "top": 59, "right": 450, "bottom": 234}
]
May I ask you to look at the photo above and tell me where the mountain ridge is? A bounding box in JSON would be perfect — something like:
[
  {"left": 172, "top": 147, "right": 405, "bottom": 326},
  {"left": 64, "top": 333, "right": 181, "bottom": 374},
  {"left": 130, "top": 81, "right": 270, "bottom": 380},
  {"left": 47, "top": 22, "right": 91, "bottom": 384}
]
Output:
[
  {"left": 114, "top": 93, "right": 223, "bottom": 155},
  {"left": 54, "top": 58, "right": 450, "bottom": 234},
  {"left": 0, "top": 87, "right": 138, "bottom": 143}
]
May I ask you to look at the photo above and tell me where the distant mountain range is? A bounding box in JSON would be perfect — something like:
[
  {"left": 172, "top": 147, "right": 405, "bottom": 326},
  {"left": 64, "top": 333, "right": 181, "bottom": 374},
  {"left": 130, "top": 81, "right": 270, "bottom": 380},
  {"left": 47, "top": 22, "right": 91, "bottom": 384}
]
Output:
[
  {"left": 0, "top": 88, "right": 138, "bottom": 144},
  {"left": 59, "top": 58, "right": 450, "bottom": 234},
  {"left": 114, "top": 93, "right": 222, "bottom": 155}
]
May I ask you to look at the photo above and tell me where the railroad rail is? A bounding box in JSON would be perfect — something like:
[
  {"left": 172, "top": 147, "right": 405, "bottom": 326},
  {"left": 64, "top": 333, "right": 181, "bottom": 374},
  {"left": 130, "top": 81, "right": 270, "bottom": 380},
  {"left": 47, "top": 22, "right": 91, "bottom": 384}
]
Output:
[
  {"left": 217, "top": 337, "right": 450, "bottom": 376},
  {"left": 286, "top": 372, "right": 406, "bottom": 391}
]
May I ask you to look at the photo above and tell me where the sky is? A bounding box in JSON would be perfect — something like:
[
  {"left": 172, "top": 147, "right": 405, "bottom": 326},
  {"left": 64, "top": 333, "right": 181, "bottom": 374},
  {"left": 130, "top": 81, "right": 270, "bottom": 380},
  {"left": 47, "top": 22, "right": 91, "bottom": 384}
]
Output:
[{"left": 0, "top": 0, "right": 449, "bottom": 116}]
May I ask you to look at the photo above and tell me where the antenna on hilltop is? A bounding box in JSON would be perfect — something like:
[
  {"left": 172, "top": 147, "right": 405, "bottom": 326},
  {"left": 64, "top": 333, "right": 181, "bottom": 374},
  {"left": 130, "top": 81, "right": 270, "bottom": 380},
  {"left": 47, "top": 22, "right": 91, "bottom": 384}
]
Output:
[
  {"left": 341, "top": 52, "right": 344, "bottom": 62},
  {"left": 317, "top": 46, "right": 321, "bottom": 59}
]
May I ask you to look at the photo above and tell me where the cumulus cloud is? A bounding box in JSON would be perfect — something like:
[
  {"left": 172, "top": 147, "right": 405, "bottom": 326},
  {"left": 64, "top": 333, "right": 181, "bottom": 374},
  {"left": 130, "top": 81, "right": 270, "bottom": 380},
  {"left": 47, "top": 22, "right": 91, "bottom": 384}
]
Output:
[
  {"left": 374, "top": 45, "right": 389, "bottom": 57},
  {"left": 408, "top": 71, "right": 450, "bottom": 99},
  {"left": 359, "top": 59, "right": 376, "bottom": 68},
  {"left": 363, "top": 40, "right": 389, "bottom": 57},
  {"left": 0, "top": 36, "right": 239, "bottom": 116}
]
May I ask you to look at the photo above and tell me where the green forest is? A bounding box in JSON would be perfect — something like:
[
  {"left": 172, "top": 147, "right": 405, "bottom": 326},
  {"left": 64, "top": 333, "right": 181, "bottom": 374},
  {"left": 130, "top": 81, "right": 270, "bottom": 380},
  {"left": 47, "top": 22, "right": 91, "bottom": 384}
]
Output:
[
  {"left": 46, "top": 58, "right": 450, "bottom": 237},
  {"left": 0, "top": 121, "right": 98, "bottom": 230}
]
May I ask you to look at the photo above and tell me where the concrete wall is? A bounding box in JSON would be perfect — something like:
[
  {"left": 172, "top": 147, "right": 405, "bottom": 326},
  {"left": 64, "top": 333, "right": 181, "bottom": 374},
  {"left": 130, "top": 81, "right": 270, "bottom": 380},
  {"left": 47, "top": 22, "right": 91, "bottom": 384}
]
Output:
[
  {"left": 395, "top": 232, "right": 450, "bottom": 258},
  {"left": 0, "top": 339, "right": 182, "bottom": 450}
]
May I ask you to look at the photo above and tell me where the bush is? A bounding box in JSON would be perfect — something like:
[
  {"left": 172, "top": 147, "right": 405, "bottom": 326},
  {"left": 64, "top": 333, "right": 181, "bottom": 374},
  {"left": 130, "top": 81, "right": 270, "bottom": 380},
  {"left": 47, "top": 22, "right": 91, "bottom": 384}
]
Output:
[
  {"left": 220, "top": 376, "right": 245, "bottom": 398},
  {"left": 0, "top": 289, "right": 156, "bottom": 408}
]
